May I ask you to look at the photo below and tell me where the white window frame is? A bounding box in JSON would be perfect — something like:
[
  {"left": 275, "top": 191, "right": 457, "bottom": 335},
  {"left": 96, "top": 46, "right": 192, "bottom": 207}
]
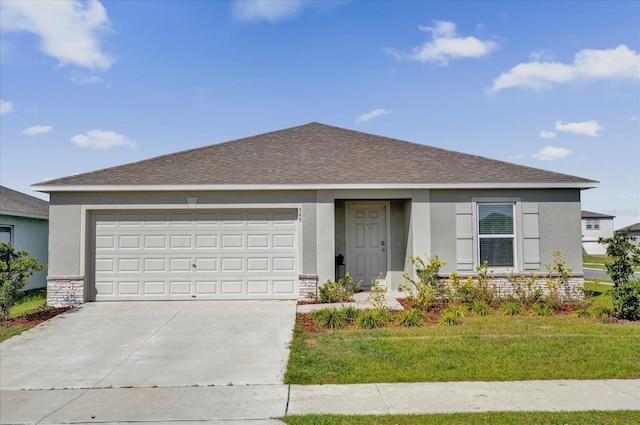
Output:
[
  {"left": 476, "top": 202, "right": 516, "bottom": 270},
  {"left": 586, "top": 218, "right": 600, "bottom": 230}
]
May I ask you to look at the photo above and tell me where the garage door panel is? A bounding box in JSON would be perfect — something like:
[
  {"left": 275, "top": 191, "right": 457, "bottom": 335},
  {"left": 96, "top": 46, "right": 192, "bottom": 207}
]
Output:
[{"left": 94, "top": 210, "right": 299, "bottom": 300}]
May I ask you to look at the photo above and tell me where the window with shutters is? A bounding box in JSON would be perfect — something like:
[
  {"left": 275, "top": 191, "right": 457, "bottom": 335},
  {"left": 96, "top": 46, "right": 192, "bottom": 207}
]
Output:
[{"left": 477, "top": 203, "right": 515, "bottom": 268}]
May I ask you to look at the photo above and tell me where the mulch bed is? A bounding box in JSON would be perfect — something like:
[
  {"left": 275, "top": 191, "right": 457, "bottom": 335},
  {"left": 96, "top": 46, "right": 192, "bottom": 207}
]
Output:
[
  {"left": 1, "top": 307, "right": 72, "bottom": 329},
  {"left": 297, "top": 313, "right": 327, "bottom": 333}
]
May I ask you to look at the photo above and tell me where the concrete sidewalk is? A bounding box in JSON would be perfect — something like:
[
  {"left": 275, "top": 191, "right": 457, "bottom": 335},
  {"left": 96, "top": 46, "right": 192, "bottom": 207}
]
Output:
[{"left": 2, "top": 379, "right": 638, "bottom": 424}]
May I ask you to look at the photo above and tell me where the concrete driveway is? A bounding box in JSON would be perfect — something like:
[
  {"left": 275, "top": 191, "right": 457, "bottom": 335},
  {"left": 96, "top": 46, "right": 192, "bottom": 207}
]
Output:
[{"left": 1, "top": 300, "right": 297, "bottom": 391}]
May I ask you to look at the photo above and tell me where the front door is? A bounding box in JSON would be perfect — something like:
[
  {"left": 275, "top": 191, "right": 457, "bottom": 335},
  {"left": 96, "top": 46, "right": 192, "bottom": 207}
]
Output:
[{"left": 347, "top": 204, "right": 387, "bottom": 288}]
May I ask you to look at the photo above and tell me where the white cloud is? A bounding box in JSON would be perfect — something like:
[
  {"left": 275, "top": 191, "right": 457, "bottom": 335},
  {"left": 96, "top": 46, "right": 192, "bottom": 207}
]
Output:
[
  {"left": 232, "top": 0, "right": 305, "bottom": 23},
  {"left": 532, "top": 146, "right": 572, "bottom": 161},
  {"left": 70, "top": 72, "right": 104, "bottom": 85},
  {"left": 22, "top": 125, "right": 53, "bottom": 136},
  {"left": 355, "top": 108, "right": 392, "bottom": 124},
  {"left": 491, "top": 45, "right": 640, "bottom": 92},
  {"left": 71, "top": 130, "right": 136, "bottom": 149},
  {"left": 529, "top": 49, "right": 553, "bottom": 62},
  {"left": 388, "top": 20, "right": 498, "bottom": 66},
  {"left": 539, "top": 130, "right": 557, "bottom": 139},
  {"left": 555, "top": 120, "right": 603, "bottom": 137},
  {"left": 0, "top": 99, "right": 14, "bottom": 114},
  {"left": 0, "top": 0, "right": 114, "bottom": 70}
]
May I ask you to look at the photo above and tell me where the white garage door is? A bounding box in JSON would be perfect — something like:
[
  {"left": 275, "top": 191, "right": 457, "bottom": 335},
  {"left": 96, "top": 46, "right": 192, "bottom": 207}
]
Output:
[{"left": 93, "top": 210, "right": 299, "bottom": 300}]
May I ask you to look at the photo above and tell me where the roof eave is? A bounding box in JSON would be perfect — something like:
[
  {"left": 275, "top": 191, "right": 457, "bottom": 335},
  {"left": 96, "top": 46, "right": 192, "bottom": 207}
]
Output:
[
  {"left": 0, "top": 210, "right": 49, "bottom": 220},
  {"left": 33, "top": 182, "right": 600, "bottom": 193}
]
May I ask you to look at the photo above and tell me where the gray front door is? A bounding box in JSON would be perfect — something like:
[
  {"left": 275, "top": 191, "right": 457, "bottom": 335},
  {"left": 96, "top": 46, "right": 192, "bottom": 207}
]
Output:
[{"left": 347, "top": 203, "right": 387, "bottom": 287}]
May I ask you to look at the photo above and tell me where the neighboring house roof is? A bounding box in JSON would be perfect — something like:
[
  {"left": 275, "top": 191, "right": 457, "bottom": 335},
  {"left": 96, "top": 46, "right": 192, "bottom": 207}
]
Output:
[
  {"left": 619, "top": 223, "right": 640, "bottom": 232},
  {"left": 33, "top": 122, "right": 598, "bottom": 191},
  {"left": 581, "top": 210, "right": 615, "bottom": 219},
  {"left": 0, "top": 186, "right": 49, "bottom": 219}
]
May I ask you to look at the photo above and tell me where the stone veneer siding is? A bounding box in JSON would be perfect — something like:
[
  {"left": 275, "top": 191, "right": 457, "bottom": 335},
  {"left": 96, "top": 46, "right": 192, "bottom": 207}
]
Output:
[
  {"left": 47, "top": 276, "right": 84, "bottom": 307},
  {"left": 298, "top": 274, "right": 319, "bottom": 300},
  {"left": 438, "top": 275, "right": 585, "bottom": 301}
]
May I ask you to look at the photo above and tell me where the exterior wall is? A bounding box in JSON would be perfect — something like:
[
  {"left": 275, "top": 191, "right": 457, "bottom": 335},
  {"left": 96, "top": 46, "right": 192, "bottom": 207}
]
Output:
[
  {"left": 429, "top": 189, "right": 583, "bottom": 277},
  {"left": 581, "top": 217, "right": 614, "bottom": 256},
  {"left": 48, "top": 190, "right": 317, "bottom": 304},
  {"left": 0, "top": 214, "right": 49, "bottom": 289}
]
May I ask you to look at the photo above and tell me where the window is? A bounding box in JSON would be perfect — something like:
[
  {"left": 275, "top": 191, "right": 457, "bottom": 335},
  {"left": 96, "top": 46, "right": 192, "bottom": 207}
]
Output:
[
  {"left": 0, "top": 226, "right": 12, "bottom": 243},
  {"left": 586, "top": 218, "right": 600, "bottom": 230},
  {"left": 477, "top": 203, "right": 515, "bottom": 268}
]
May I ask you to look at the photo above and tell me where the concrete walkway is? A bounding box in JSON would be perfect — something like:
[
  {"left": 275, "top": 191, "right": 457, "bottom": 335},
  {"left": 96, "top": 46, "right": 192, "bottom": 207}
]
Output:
[{"left": 2, "top": 379, "right": 638, "bottom": 424}]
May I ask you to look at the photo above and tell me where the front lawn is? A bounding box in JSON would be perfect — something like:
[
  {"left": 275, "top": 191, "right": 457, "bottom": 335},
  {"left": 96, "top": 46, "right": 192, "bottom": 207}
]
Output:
[
  {"left": 285, "top": 314, "right": 640, "bottom": 384},
  {"left": 0, "top": 288, "right": 69, "bottom": 342},
  {"left": 282, "top": 411, "right": 640, "bottom": 425}
]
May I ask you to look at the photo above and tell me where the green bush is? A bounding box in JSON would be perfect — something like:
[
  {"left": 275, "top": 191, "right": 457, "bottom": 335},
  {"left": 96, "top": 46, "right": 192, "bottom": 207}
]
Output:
[
  {"left": 438, "top": 312, "right": 462, "bottom": 326},
  {"left": 574, "top": 308, "right": 594, "bottom": 318},
  {"left": 318, "top": 272, "right": 361, "bottom": 303},
  {"left": 592, "top": 305, "right": 613, "bottom": 319},
  {"left": 401, "top": 255, "right": 446, "bottom": 311},
  {"left": 342, "top": 305, "right": 360, "bottom": 323},
  {"left": 500, "top": 301, "right": 522, "bottom": 316},
  {"left": 310, "top": 308, "right": 349, "bottom": 329},
  {"left": 530, "top": 303, "right": 553, "bottom": 317},
  {"left": 443, "top": 304, "right": 466, "bottom": 318},
  {"left": 470, "top": 300, "right": 491, "bottom": 316},
  {"left": 613, "top": 280, "right": 640, "bottom": 321},
  {"left": 396, "top": 309, "right": 425, "bottom": 327},
  {"left": 1, "top": 242, "right": 47, "bottom": 319},
  {"left": 356, "top": 310, "right": 388, "bottom": 329}
]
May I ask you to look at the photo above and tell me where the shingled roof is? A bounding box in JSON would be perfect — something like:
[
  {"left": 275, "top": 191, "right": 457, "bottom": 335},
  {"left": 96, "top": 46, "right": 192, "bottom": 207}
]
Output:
[
  {"left": 581, "top": 210, "right": 615, "bottom": 219},
  {"left": 0, "top": 186, "right": 49, "bottom": 218},
  {"left": 34, "top": 122, "right": 597, "bottom": 189}
]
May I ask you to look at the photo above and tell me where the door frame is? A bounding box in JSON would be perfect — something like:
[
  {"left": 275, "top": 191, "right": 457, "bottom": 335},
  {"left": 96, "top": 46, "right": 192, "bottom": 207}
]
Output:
[{"left": 344, "top": 201, "right": 391, "bottom": 287}]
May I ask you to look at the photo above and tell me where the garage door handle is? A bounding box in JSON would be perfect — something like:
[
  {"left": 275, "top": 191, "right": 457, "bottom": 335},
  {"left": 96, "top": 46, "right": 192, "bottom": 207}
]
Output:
[{"left": 192, "top": 264, "right": 197, "bottom": 268}]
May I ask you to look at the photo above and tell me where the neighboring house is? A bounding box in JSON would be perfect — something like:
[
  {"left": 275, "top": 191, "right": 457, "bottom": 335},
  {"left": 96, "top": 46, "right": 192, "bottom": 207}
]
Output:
[
  {"left": 580, "top": 210, "right": 615, "bottom": 256},
  {"left": 618, "top": 222, "right": 640, "bottom": 241},
  {"left": 32, "top": 123, "right": 598, "bottom": 306},
  {"left": 0, "top": 186, "right": 49, "bottom": 290}
]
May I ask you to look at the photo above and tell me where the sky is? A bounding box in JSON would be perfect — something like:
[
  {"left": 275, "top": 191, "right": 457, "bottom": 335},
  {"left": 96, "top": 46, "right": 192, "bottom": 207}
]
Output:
[{"left": 1, "top": 0, "right": 639, "bottom": 228}]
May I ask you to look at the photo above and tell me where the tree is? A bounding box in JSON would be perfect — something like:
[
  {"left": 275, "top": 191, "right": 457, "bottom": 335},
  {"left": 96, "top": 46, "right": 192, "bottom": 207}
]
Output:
[
  {"left": 598, "top": 230, "right": 640, "bottom": 286},
  {"left": 598, "top": 230, "right": 640, "bottom": 320},
  {"left": 0, "top": 242, "right": 47, "bottom": 319}
]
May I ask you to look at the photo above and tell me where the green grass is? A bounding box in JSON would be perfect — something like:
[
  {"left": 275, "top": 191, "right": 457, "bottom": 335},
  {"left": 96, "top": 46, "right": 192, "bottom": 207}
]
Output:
[
  {"left": 8, "top": 288, "right": 47, "bottom": 318},
  {"left": 285, "top": 315, "right": 640, "bottom": 384},
  {"left": 281, "top": 411, "right": 640, "bottom": 425},
  {"left": 583, "top": 255, "right": 640, "bottom": 272},
  {"left": 583, "top": 280, "right": 614, "bottom": 310}
]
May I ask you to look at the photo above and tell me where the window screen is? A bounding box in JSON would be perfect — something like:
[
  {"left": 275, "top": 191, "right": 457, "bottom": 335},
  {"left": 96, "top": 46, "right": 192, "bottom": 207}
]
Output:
[{"left": 478, "top": 204, "right": 515, "bottom": 267}]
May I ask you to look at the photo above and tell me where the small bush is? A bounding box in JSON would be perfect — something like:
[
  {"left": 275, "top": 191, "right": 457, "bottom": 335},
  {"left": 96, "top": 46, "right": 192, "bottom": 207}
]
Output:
[
  {"left": 310, "top": 308, "right": 349, "bottom": 329},
  {"left": 592, "top": 305, "right": 613, "bottom": 319},
  {"left": 396, "top": 309, "right": 425, "bottom": 327},
  {"left": 356, "top": 310, "right": 388, "bottom": 329},
  {"left": 530, "top": 303, "right": 553, "bottom": 317},
  {"left": 500, "top": 301, "right": 522, "bottom": 316},
  {"left": 574, "top": 308, "right": 594, "bottom": 318},
  {"left": 318, "top": 272, "right": 362, "bottom": 303},
  {"left": 438, "top": 312, "right": 462, "bottom": 326},
  {"left": 613, "top": 280, "right": 640, "bottom": 321},
  {"left": 368, "top": 277, "right": 388, "bottom": 313},
  {"left": 401, "top": 255, "right": 446, "bottom": 311},
  {"left": 470, "top": 300, "right": 491, "bottom": 316},
  {"left": 443, "top": 304, "right": 466, "bottom": 318},
  {"left": 342, "top": 305, "right": 360, "bottom": 323}
]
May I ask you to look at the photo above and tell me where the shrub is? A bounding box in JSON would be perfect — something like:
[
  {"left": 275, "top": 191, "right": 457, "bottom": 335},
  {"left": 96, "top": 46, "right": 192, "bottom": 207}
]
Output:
[
  {"left": 342, "top": 305, "right": 360, "bottom": 323},
  {"left": 500, "top": 301, "right": 522, "bottom": 316},
  {"left": 368, "top": 277, "right": 388, "bottom": 313},
  {"left": 612, "top": 280, "right": 640, "bottom": 321},
  {"left": 438, "top": 313, "right": 462, "bottom": 326},
  {"left": 310, "top": 307, "right": 349, "bottom": 329},
  {"left": 470, "top": 300, "right": 491, "bottom": 316},
  {"left": 530, "top": 303, "right": 553, "bottom": 317},
  {"left": 318, "top": 272, "right": 361, "bottom": 303},
  {"left": 443, "top": 304, "right": 466, "bottom": 318},
  {"left": 449, "top": 272, "right": 476, "bottom": 305},
  {"left": 472, "top": 261, "right": 497, "bottom": 305},
  {"left": 401, "top": 255, "right": 446, "bottom": 311},
  {"left": 599, "top": 229, "right": 640, "bottom": 286},
  {"left": 0, "top": 242, "right": 47, "bottom": 319},
  {"left": 508, "top": 272, "right": 543, "bottom": 309},
  {"left": 592, "top": 305, "right": 613, "bottom": 319},
  {"left": 396, "top": 309, "right": 425, "bottom": 327},
  {"left": 574, "top": 308, "right": 594, "bottom": 318},
  {"left": 356, "top": 310, "right": 388, "bottom": 329},
  {"left": 542, "top": 250, "right": 573, "bottom": 304}
]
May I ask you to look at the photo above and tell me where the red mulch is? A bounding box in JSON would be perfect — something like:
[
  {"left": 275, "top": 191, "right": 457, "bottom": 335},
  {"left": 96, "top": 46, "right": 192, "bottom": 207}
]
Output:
[
  {"left": 1, "top": 307, "right": 72, "bottom": 329},
  {"left": 396, "top": 298, "right": 411, "bottom": 310},
  {"left": 297, "top": 313, "right": 326, "bottom": 333}
]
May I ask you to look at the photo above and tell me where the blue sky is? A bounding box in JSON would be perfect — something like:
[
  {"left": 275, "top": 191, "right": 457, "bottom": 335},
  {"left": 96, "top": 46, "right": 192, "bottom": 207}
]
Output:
[{"left": 1, "top": 0, "right": 639, "bottom": 227}]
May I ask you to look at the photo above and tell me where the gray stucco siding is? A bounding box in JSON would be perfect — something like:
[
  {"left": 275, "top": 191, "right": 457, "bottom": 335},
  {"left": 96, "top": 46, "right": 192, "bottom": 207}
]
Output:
[
  {"left": 48, "top": 190, "right": 318, "bottom": 281},
  {"left": 428, "top": 189, "right": 583, "bottom": 276},
  {"left": 0, "top": 214, "right": 49, "bottom": 289}
]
